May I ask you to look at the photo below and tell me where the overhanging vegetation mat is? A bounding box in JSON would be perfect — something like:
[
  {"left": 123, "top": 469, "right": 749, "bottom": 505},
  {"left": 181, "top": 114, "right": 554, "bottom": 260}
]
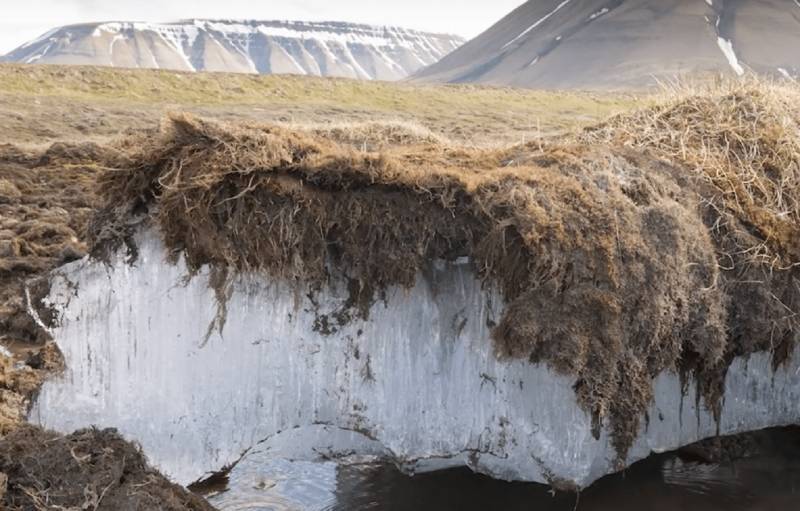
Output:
[{"left": 87, "top": 82, "right": 800, "bottom": 464}]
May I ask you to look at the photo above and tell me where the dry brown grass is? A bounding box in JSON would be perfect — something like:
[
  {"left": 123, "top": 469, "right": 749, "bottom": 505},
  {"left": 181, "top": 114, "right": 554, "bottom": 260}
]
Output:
[
  {"left": 299, "top": 119, "right": 450, "bottom": 151},
  {"left": 583, "top": 79, "right": 800, "bottom": 270},
  {"left": 0, "top": 144, "right": 101, "bottom": 345}
]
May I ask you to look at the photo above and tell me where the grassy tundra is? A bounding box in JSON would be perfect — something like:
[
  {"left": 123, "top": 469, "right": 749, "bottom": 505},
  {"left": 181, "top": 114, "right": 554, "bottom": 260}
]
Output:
[{"left": 0, "top": 63, "right": 640, "bottom": 146}]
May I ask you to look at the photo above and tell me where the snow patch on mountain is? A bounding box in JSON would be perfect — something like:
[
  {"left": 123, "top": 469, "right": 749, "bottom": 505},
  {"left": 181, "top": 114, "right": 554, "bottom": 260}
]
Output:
[
  {"left": 716, "top": 37, "right": 744, "bottom": 76},
  {"left": 503, "top": 0, "right": 572, "bottom": 49}
]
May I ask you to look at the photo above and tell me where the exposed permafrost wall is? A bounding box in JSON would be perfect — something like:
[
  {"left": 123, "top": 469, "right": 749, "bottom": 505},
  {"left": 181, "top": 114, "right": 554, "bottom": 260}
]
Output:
[{"left": 29, "top": 230, "right": 800, "bottom": 488}]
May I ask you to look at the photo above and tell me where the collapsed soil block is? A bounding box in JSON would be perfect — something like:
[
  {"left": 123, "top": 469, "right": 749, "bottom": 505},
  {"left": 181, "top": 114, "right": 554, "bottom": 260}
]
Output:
[{"left": 88, "top": 81, "right": 800, "bottom": 463}]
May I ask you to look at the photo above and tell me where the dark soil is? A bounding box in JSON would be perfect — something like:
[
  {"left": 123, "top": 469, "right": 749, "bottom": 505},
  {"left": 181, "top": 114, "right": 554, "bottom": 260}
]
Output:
[{"left": 0, "top": 425, "right": 214, "bottom": 510}]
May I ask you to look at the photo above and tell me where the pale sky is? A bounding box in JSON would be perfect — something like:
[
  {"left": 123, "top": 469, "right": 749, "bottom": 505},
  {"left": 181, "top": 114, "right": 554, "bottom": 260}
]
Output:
[{"left": 0, "top": 0, "right": 527, "bottom": 54}]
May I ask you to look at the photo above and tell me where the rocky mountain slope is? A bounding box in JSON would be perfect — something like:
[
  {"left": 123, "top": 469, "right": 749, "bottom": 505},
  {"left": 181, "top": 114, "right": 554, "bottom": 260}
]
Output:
[
  {"left": 414, "top": 0, "right": 800, "bottom": 89},
  {"left": 2, "top": 20, "right": 464, "bottom": 80}
]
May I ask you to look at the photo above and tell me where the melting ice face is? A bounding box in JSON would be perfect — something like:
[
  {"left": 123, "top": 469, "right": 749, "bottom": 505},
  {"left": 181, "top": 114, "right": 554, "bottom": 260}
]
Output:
[{"left": 28, "top": 230, "right": 800, "bottom": 494}]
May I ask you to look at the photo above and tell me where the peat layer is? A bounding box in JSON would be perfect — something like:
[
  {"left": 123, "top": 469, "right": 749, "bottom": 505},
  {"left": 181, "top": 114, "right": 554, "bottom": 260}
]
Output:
[{"left": 88, "top": 81, "right": 800, "bottom": 463}]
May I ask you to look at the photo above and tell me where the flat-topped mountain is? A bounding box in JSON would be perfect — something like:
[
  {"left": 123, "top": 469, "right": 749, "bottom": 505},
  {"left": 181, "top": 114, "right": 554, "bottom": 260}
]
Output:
[{"left": 2, "top": 20, "right": 464, "bottom": 81}]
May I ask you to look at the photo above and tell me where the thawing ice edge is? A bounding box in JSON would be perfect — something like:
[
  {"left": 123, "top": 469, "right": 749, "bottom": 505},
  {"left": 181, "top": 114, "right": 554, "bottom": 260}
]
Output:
[{"left": 29, "top": 230, "right": 800, "bottom": 488}]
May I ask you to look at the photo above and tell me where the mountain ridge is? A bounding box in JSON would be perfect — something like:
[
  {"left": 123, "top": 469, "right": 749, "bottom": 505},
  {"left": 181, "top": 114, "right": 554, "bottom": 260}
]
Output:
[
  {"left": 2, "top": 19, "right": 465, "bottom": 81},
  {"left": 414, "top": 0, "right": 800, "bottom": 89}
]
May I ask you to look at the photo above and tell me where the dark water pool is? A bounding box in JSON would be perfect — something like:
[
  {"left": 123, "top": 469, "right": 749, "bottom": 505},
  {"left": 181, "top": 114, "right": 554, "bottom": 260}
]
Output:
[{"left": 207, "top": 428, "right": 800, "bottom": 511}]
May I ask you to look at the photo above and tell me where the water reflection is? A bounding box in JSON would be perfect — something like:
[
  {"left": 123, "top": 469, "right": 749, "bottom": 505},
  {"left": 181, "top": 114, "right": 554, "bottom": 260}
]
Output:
[
  {"left": 208, "top": 428, "right": 800, "bottom": 511},
  {"left": 207, "top": 458, "right": 338, "bottom": 510}
]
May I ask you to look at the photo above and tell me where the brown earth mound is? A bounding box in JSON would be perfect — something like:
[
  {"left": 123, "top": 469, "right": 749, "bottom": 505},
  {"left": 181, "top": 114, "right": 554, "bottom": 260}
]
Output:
[
  {"left": 583, "top": 81, "right": 800, "bottom": 268},
  {"left": 88, "top": 81, "right": 799, "bottom": 464},
  {"left": 0, "top": 424, "right": 214, "bottom": 510}
]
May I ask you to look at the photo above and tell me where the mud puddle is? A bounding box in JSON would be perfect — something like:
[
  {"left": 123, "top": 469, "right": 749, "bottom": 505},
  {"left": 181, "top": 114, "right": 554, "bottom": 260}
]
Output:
[{"left": 203, "top": 428, "right": 800, "bottom": 511}]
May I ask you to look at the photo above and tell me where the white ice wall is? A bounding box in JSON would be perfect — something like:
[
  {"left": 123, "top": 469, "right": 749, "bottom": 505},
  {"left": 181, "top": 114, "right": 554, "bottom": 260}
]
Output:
[{"left": 29, "top": 230, "right": 800, "bottom": 488}]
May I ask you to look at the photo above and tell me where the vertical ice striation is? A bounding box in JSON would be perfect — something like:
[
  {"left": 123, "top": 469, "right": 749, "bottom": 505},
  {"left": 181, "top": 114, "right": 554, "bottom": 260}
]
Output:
[{"left": 29, "top": 230, "right": 800, "bottom": 488}]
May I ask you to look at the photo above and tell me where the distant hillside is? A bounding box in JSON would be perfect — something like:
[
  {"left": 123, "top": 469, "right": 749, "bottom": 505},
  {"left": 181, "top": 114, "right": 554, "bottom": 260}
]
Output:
[
  {"left": 2, "top": 20, "right": 464, "bottom": 81},
  {"left": 414, "top": 0, "right": 800, "bottom": 89}
]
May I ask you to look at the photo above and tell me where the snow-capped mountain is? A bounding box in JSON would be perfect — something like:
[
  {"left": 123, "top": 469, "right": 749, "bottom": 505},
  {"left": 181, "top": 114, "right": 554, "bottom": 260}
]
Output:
[
  {"left": 2, "top": 20, "right": 464, "bottom": 80},
  {"left": 414, "top": 0, "right": 800, "bottom": 88}
]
